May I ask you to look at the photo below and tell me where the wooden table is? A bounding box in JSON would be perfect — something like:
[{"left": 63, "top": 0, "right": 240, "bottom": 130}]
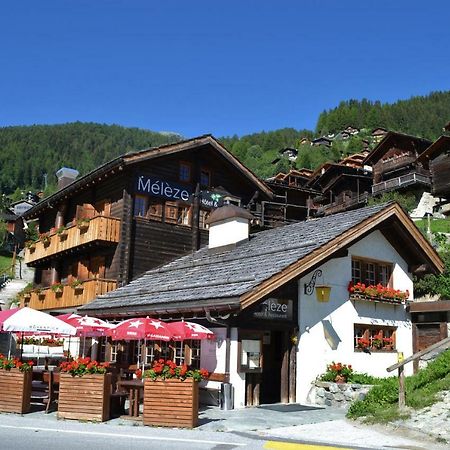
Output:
[{"left": 117, "top": 379, "right": 144, "bottom": 417}]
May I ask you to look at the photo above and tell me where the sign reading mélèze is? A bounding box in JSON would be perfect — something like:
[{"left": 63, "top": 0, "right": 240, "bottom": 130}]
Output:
[
  {"left": 252, "top": 298, "right": 293, "bottom": 321},
  {"left": 136, "top": 175, "right": 191, "bottom": 202}
]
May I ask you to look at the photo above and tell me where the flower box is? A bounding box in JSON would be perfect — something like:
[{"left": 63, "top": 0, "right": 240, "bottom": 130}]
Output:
[
  {"left": 349, "top": 293, "right": 405, "bottom": 305},
  {"left": 58, "top": 373, "right": 111, "bottom": 422},
  {"left": 143, "top": 378, "right": 199, "bottom": 428},
  {"left": 0, "top": 369, "right": 32, "bottom": 414}
]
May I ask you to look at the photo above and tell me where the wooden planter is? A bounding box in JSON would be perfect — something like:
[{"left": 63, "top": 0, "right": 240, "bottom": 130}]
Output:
[
  {"left": 143, "top": 378, "right": 199, "bottom": 428},
  {"left": 0, "top": 369, "right": 32, "bottom": 414},
  {"left": 58, "top": 373, "right": 111, "bottom": 422}
]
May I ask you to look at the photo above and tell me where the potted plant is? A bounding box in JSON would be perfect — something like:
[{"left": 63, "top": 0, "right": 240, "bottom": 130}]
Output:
[
  {"left": 40, "top": 232, "right": 51, "bottom": 247},
  {"left": 69, "top": 278, "right": 84, "bottom": 294},
  {"left": 141, "top": 359, "right": 209, "bottom": 428},
  {"left": 357, "top": 337, "right": 370, "bottom": 351},
  {"left": 50, "top": 282, "right": 64, "bottom": 296},
  {"left": 25, "top": 240, "right": 36, "bottom": 252},
  {"left": 320, "top": 361, "right": 353, "bottom": 384},
  {"left": 35, "top": 287, "right": 46, "bottom": 300},
  {"left": 0, "top": 354, "right": 33, "bottom": 413},
  {"left": 21, "top": 284, "right": 34, "bottom": 301},
  {"left": 76, "top": 218, "right": 90, "bottom": 232},
  {"left": 383, "top": 337, "right": 394, "bottom": 350},
  {"left": 56, "top": 225, "right": 68, "bottom": 240},
  {"left": 58, "top": 357, "right": 111, "bottom": 422}
]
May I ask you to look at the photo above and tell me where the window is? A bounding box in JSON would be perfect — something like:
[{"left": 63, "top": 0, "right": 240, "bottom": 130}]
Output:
[
  {"left": 134, "top": 195, "right": 148, "bottom": 217},
  {"left": 351, "top": 258, "right": 392, "bottom": 287},
  {"left": 199, "top": 210, "right": 210, "bottom": 229},
  {"left": 145, "top": 341, "right": 170, "bottom": 365},
  {"left": 173, "top": 341, "right": 185, "bottom": 365},
  {"left": 179, "top": 162, "right": 191, "bottom": 182},
  {"left": 148, "top": 200, "right": 163, "bottom": 221},
  {"left": 200, "top": 169, "right": 211, "bottom": 188},
  {"left": 188, "top": 340, "right": 201, "bottom": 369},
  {"left": 354, "top": 324, "right": 396, "bottom": 352},
  {"left": 165, "top": 202, "right": 191, "bottom": 226},
  {"left": 98, "top": 337, "right": 107, "bottom": 362}
]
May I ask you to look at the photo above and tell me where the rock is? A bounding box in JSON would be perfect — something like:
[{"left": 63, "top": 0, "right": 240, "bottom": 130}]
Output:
[
  {"left": 328, "top": 383, "right": 339, "bottom": 393},
  {"left": 316, "top": 387, "right": 326, "bottom": 398},
  {"left": 325, "top": 392, "right": 334, "bottom": 400}
]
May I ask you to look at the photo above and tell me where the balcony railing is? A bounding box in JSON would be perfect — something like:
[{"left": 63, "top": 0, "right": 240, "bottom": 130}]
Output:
[
  {"left": 20, "top": 278, "right": 117, "bottom": 311},
  {"left": 318, "top": 193, "right": 369, "bottom": 215},
  {"left": 372, "top": 172, "right": 431, "bottom": 195},
  {"left": 25, "top": 216, "right": 121, "bottom": 265}
]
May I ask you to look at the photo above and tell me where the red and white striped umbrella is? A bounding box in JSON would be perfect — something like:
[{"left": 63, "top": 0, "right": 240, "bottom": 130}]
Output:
[
  {"left": 57, "top": 313, "right": 114, "bottom": 337},
  {"left": 168, "top": 321, "right": 215, "bottom": 341},
  {"left": 108, "top": 318, "right": 173, "bottom": 341}
]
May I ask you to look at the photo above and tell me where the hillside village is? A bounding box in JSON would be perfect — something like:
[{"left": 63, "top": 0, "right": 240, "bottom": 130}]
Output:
[{"left": 0, "top": 119, "right": 449, "bottom": 445}]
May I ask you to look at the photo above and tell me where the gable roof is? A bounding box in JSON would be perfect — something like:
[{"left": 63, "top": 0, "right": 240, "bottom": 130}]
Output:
[
  {"left": 23, "top": 135, "right": 273, "bottom": 219},
  {"left": 364, "top": 131, "right": 432, "bottom": 165},
  {"left": 417, "top": 135, "right": 450, "bottom": 163},
  {"left": 80, "top": 202, "right": 443, "bottom": 318}
]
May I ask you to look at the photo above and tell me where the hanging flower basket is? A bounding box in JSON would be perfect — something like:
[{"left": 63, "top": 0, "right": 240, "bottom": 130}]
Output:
[
  {"left": 56, "top": 226, "right": 68, "bottom": 240},
  {"left": 76, "top": 219, "right": 90, "bottom": 232}
]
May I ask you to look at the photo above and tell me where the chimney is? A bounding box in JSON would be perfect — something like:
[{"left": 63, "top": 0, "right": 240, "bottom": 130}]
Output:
[
  {"left": 206, "top": 204, "right": 254, "bottom": 249},
  {"left": 56, "top": 167, "right": 79, "bottom": 190}
]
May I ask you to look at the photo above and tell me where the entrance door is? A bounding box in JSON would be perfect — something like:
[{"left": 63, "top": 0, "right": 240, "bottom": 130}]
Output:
[{"left": 260, "top": 330, "right": 283, "bottom": 404}]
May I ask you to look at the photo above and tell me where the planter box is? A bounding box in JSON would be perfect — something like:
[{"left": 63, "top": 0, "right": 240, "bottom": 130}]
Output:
[
  {"left": 0, "top": 369, "right": 32, "bottom": 414},
  {"left": 58, "top": 373, "right": 111, "bottom": 422},
  {"left": 143, "top": 378, "right": 199, "bottom": 428}
]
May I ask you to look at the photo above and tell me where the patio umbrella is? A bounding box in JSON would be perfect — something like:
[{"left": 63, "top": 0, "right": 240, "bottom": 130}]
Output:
[
  {"left": 107, "top": 318, "right": 173, "bottom": 341},
  {"left": 108, "top": 318, "right": 173, "bottom": 373},
  {"left": 57, "top": 313, "right": 115, "bottom": 358},
  {"left": 0, "top": 307, "right": 77, "bottom": 359},
  {"left": 167, "top": 321, "right": 215, "bottom": 341},
  {"left": 0, "top": 307, "right": 77, "bottom": 335},
  {"left": 57, "top": 313, "right": 114, "bottom": 337}
]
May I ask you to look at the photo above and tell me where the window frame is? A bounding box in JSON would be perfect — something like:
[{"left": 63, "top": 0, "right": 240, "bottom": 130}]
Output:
[
  {"left": 354, "top": 324, "right": 397, "bottom": 352},
  {"left": 351, "top": 257, "right": 393, "bottom": 287},
  {"left": 133, "top": 194, "right": 148, "bottom": 217},
  {"left": 179, "top": 161, "right": 192, "bottom": 183},
  {"left": 200, "top": 168, "right": 211, "bottom": 188}
]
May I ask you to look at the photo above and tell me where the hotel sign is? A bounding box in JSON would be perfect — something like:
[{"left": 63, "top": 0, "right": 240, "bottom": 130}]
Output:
[
  {"left": 252, "top": 298, "right": 293, "bottom": 321},
  {"left": 200, "top": 191, "right": 224, "bottom": 209},
  {"left": 136, "top": 175, "right": 191, "bottom": 202}
]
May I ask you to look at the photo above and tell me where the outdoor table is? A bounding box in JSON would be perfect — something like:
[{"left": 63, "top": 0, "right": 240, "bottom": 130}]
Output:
[{"left": 117, "top": 379, "right": 144, "bottom": 417}]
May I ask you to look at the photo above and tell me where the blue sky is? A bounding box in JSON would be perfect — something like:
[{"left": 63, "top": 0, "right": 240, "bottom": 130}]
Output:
[{"left": 1, "top": 1, "right": 449, "bottom": 137}]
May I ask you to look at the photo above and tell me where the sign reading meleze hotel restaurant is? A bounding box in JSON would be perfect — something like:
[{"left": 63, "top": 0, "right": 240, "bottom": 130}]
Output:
[{"left": 136, "top": 175, "right": 191, "bottom": 202}]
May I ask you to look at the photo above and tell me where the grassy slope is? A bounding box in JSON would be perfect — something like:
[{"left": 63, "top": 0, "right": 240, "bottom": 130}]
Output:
[
  {"left": 347, "top": 349, "right": 450, "bottom": 423},
  {"left": 0, "top": 255, "right": 12, "bottom": 273}
]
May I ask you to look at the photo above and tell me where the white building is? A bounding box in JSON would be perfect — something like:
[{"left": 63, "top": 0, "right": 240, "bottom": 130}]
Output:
[{"left": 82, "top": 202, "right": 443, "bottom": 408}]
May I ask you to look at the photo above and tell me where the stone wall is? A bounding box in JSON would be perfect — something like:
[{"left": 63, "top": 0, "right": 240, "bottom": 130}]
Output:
[{"left": 308, "top": 381, "right": 373, "bottom": 409}]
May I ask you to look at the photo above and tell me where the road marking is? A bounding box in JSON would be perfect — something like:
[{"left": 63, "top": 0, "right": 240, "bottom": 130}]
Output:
[
  {"left": 0, "top": 424, "right": 246, "bottom": 447},
  {"left": 264, "top": 441, "right": 351, "bottom": 450}
]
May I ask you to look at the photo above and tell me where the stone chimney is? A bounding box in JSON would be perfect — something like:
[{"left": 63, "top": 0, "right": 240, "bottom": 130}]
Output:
[
  {"left": 206, "top": 204, "right": 254, "bottom": 249},
  {"left": 56, "top": 167, "right": 79, "bottom": 190}
]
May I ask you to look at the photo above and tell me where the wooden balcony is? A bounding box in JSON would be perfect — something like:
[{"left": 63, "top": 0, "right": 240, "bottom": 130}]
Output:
[
  {"left": 20, "top": 278, "right": 117, "bottom": 311},
  {"left": 25, "top": 216, "right": 121, "bottom": 265},
  {"left": 372, "top": 172, "right": 431, "bottom": 195}
]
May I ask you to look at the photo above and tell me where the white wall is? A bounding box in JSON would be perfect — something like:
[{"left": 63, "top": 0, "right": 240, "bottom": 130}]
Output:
[
  {"left": 297, "top": 230, "right": 414, "bottom": 403},
  {"left": 209, "top": 218, "right": 249, "bottom": 248}
]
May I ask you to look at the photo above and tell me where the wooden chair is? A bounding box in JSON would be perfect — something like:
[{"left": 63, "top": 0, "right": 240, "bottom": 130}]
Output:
[
  {"left": 42, "top": 371, "right": 60, "bottom": 414},
  {"left": 108, "top": 368, "right": 128, "bottom": 416}
]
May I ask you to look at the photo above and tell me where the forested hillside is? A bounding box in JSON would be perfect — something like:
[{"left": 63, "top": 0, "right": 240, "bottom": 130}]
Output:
[
  {"left": 0, "top": 122, "right": 181, "bottom": 195},
  {"left": 0, "top": 91, "right": 448, "bottom": 196},
  {"left": 316, "top": 91, "right": 450, "bottom": 139}
]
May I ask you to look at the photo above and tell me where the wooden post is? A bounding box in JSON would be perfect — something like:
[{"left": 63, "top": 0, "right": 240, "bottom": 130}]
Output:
[
  {"left": 191, "top": 183, "right": 200, "bottom": 252},
  {"left": 289, "top": 336, "right": 297, "bottom": 403},
  {"left": 280, "top": 331, "right": 289, "bottom": 403},
  {"left": 253, "top": 373, "right": 260, "bottom": 406},
  {"left": 398, "top": 366, "right": 405, "bottom": 410}
]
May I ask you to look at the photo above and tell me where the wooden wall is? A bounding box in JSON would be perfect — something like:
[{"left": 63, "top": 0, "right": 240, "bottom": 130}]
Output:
[{"left": 430, "top": 153, "right": 450, "bottom": 198}]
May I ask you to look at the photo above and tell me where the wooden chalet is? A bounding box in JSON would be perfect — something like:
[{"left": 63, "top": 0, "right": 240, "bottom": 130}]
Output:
[
  {"left": 364, "top": 131, "right": 432, "bottom": 196},
  {"left": 307, "top": 157, "right": 372, "bottom": 215},
  {"left": 311, "top": 137, "right": 332, "bottom": 147},
  {"left": 20, "top": 135, "right": 277, "bottom": 313},
  {"left": 371, "top": 127, "right": 389, "bottom": 143},
  {"left": 417, "top": 135, "right": 450, "bottom": 201},
  {"left": 408, "top": 300, "right": 450, "bottom": 372},
  {"left": 343, "top": 126, "right": 360, "bottom": 135},
  {"left": 278, "top": 147, "right": 298, "bottom": 161},
  {"left": 81, "top": 202, "right": 442, "bottom": 407}
]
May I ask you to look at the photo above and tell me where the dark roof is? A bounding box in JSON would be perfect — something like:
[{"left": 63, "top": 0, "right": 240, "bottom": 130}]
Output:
[
  {"left": 417, "top": 135, "right": 450, "bottom": 162},
  {"left": 23, "top": 135, "right": 273, "bottom": 219},
  {"left": 364, "top": 131, "right": 432, "bottom": 165},
  {"left": 80, "top": 202, "right": 442, "bottom": 317}
]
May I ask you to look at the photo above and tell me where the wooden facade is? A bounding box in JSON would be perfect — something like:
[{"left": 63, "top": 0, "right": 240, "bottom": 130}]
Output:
[
  {"left": 417, "top": 135, "right": 450, "bottom": 200},
  {"left": 22, "top": 136, "right": 278, "bottom": 312},
  {"left": 364, "top": 132, "right": 432, "bottom": 196},
  {"left": 0, "top": 369, "right": 32, "bottom": 414}
]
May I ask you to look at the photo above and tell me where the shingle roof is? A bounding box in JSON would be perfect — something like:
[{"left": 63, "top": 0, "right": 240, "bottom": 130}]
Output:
[{"left": 80, "top": 203, "right": 390, "bottom": 315}]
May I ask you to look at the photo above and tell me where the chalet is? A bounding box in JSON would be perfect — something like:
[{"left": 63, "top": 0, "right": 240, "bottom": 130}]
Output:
[
  {"left": 417, "top": 135, "right": 450, "bottom": 202},
  {"left": 371, "top": 127, "right": 389, "bottom": 143},
  {"left": 343, "top": 126, "right": 360, "bottom": 135},
  {"left": 299, "top": 137, "right": 311, "bottom": 146},
  {"left": 20, "top": 135, "right": 277, "bottom": 313},
  {"left": 334, "top": 131, "right": 351, "bottom": 141},
  {"left": 307, "top": 158, "right": 372, "bottom": 215},
  {"left": 364, "top": 131, "right": 432, "bottom": 196},
  {"left": 279, "top": 147, "right": 298, "bottom": 161},
  {"left": 80, "top": 202, "right": 443, "bottom": 407},
  {"left": 311, "top": 137, "right": 332, "bottom": 148}
]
